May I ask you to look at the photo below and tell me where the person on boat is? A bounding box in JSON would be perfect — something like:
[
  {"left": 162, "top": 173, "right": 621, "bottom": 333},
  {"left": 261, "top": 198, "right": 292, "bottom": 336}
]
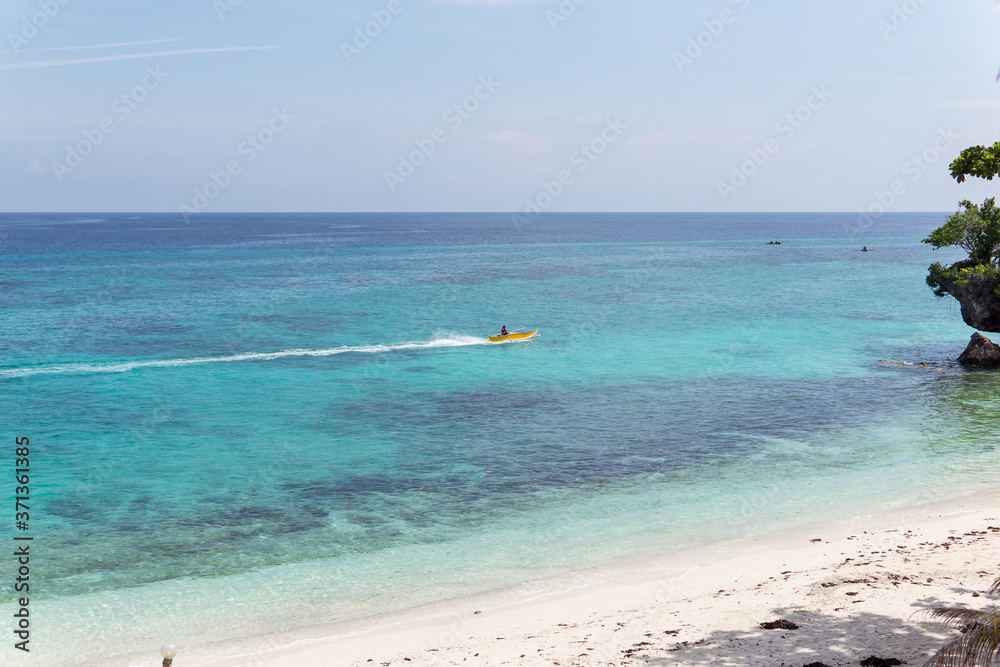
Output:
[
  {"left": 862, "top": 246, "right": 869, "bottom": 252},
  {"left": 501, "top": 326, "right": 508, "bottom": 336}
]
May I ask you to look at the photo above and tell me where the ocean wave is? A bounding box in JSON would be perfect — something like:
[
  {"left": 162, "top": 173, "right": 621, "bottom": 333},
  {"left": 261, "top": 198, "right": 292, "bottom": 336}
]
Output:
[{"left": 0, "top": 335, "right": 490, "bottom": 379}]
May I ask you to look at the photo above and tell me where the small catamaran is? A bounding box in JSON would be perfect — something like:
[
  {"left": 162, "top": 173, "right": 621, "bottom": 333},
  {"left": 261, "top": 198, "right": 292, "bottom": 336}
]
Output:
[{"left": 489, "top": 329, "right": 539, "bottom": 343}]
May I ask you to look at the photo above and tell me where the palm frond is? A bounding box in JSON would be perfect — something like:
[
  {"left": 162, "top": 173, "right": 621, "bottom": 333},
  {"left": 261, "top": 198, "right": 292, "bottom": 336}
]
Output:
[
  {"left": 923, "top": 607, "right": 1000, "bottom": 630},
  {"left": 988, "top": 576, "right": 1000, "bottom": 597},
  {"left": 920, "top": 609, "right": 1000, "bottom": 667},
  {"left": 923, "top": 624, "right": 1000, "bottom": 667}
]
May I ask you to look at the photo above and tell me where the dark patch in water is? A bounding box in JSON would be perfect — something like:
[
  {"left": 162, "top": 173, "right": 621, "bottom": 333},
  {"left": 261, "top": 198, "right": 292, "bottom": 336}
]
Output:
[
  {"left": 347, "top": 513, "right": 384, "bottom": 527},
  {"left": 176, "top": 506, "right": 328, "bottom": 538},
  {"left": 45, "top": 496, "right": 101, "bottom": 521},
  {"left": 282, "top": 518, "right": 328, "bottom": 533},
  {"left": 0, "top": 280, "right": 44, "bottom": 288},
  {"left": 121, "top": 322, "right": 193, "bottom": 336},
  {"left": 182, "top": 506, "right": 284, "bottom": 527},
  {"left": 335, "top": 399, "right": 424, "bottom": 426},
  {"left": 287, "top": 475, "right": 426, "bottom": 497},
  {"left": 435, "top": 390, "right": 555, "bottom": 420},
  {"left": 404, "top": 366, "right": 437, "bottom": 373}
]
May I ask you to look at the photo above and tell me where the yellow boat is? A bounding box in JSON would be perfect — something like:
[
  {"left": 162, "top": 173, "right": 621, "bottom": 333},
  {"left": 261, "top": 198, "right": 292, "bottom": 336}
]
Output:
[{"left": 489, "top": 329, "right": 539, "bottom": 343}]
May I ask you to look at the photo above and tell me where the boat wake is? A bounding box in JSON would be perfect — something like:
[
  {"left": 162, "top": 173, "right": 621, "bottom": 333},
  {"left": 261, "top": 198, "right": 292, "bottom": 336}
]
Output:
[{"left": 1, "top": 335, "right": 490, "bottom": 379}]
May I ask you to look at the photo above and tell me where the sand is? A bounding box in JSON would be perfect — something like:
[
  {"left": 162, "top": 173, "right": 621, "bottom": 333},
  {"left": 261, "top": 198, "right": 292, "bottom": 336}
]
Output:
[{"left": 191, "top": 493, "right": 1000, "bottom": 667}]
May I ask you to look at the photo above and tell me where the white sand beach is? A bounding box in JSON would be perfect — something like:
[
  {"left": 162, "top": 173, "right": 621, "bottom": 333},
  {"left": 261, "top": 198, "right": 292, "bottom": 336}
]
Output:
[{"left": 187, "top": 492, "right": 1000, "bottom": 667}]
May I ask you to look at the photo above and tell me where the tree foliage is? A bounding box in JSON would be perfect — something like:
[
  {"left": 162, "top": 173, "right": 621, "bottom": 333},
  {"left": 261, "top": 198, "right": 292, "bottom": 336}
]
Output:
[
  {"left": 950, "top": 143, "right": 1000, "bottom": 183},
  {"left": 923, "top": 198, "right": 1000, "bottom": 267}
]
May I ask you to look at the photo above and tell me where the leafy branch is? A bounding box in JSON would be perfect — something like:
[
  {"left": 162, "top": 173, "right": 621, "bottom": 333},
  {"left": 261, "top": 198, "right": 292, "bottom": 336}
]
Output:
[{"left": 950, "top": 143, "right": 1000, "bottom": 183}]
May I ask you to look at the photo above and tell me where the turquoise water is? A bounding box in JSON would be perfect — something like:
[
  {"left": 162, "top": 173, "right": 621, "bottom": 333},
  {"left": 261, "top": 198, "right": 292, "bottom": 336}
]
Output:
[{"left": 2, "top": 213, "right": 999, "bottom": 665}]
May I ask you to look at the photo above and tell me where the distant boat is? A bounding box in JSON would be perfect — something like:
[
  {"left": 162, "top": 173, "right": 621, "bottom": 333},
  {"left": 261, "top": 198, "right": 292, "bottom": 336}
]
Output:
[
  {"left": 767, "top": 241, "right": 782, "bottom": 245},
  {"left": 489, "top": 329, "right": 539, "bottom": 343}
]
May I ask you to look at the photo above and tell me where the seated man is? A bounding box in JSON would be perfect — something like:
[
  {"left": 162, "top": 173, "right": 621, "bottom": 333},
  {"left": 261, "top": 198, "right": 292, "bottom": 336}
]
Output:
[{"left": 501, "top": 326, "right": 508, "bottom": 336}]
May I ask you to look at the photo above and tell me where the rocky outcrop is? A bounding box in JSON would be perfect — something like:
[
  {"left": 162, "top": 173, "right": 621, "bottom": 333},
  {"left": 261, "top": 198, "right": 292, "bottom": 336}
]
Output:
[
  {"left": 929, "top": 264, "right": 1000, "bottom": 332},
  {"left": 957, "top": 332, "right": 1000, "bottom": 367}
]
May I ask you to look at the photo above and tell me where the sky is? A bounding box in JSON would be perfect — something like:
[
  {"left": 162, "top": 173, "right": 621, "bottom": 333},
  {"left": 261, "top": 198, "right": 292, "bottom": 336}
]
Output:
[{"left": 2, "top": 0, "right": 1000, "bottom": 213}]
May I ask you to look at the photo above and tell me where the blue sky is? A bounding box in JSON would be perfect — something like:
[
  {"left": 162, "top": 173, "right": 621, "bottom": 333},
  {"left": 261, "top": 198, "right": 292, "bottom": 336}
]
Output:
[{"left": 2, "top": 0, "right": 1000, "bottom": 212}]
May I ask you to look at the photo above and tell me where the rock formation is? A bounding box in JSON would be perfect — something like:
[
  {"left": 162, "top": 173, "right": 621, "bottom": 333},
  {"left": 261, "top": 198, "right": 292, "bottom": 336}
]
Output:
[
  {"left": 928, "top": 263, "right": 1000, "bottom": 332},
  {"left": 957, "top": 332, "right": 1000, "bottom": 367}
]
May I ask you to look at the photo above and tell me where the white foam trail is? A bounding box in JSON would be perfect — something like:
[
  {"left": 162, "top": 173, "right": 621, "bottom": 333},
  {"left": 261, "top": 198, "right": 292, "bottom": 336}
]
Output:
[{"left": 0, "top": 335, "right": 490, "bottom": 380}]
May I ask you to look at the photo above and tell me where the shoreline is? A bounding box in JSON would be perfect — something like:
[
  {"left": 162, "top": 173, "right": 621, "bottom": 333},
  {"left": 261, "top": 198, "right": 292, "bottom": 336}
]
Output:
[{"left": 179, "top": 489, "right": 1000, "bottom": 667}]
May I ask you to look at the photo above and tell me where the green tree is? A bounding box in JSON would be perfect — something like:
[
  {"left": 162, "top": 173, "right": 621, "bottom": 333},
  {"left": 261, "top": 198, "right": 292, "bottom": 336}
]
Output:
[
  {"left": 923, "top": 198, "right": 1000, "bottom": 267},
  {"left": 950, "top": 142, "right": 1000, "bottom": 183},
  {"left": 922, "top": 148, "right": 1000, "bottom": 305}
]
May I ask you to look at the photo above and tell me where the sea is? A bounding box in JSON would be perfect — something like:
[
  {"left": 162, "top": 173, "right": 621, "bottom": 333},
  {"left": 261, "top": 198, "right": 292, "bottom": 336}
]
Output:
[{"left": 1, "top": 212, "right": 996, "bottom": 666}]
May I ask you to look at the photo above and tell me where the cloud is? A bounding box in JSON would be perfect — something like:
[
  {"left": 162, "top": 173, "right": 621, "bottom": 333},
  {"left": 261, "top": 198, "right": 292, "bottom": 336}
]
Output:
[
  {"left": 0, "top": 46, "right": 278, "bottom": 70},
  {"left": 483, "top": 130, "right": 552, "bottom": 158},
  {"left": 27, "top": 159, "right": 43, "bottom": 175}
]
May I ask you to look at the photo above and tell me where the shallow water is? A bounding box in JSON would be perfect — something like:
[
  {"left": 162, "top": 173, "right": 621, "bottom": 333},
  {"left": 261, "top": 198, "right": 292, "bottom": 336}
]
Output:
[{"left": 1, "top": 212, "right": 995, "bottom": 664}]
